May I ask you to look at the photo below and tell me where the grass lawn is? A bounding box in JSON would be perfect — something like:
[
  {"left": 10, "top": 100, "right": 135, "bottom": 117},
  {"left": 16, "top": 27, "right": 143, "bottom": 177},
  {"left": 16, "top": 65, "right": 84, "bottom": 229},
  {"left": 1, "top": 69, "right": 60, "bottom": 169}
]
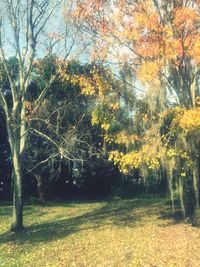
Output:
[{"left": 1, "top": 198, "right": 200, "bottom": 267}]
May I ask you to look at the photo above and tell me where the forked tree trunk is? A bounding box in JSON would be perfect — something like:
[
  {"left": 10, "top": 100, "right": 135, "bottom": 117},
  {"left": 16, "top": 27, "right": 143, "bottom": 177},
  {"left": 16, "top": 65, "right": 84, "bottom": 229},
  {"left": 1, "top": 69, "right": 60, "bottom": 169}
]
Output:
[{"left": 0, "top": 0, "right": 63, "bottom": 233}]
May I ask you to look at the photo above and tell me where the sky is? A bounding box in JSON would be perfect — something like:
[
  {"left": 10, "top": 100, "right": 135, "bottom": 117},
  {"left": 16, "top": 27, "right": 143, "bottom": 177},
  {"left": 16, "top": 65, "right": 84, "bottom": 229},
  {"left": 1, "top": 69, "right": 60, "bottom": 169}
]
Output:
[
  {"left": 0, "top": 1, "right": 81, "bottom": 60},
  {"left": 0, "top": 0, "right": 146, "bottom": 99}
]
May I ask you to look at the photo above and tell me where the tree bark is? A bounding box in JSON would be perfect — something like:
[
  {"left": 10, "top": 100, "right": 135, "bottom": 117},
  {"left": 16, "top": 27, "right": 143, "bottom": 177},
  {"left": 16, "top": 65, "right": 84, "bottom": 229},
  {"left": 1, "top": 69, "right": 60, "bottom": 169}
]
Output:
[
  {"left": 193, "top": 157, "right": 200, "bottom": 226},
  {"left": 7, "top": 109, "right": 25, "bottom": 232},
  {"left": 10, "top": 145, "right": 24, "bottom": 231}
]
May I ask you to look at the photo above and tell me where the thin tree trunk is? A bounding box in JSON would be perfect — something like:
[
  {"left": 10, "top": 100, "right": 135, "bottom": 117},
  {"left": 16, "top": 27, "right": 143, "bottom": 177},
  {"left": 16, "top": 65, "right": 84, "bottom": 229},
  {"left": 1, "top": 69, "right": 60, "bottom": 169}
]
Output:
[
  {"left": 103, "top": 139, "right": 106, "bottom": 156},
  {"left": 193, "top": 164, "right": 199, "bottom": 209},
  {"left": 35, "top": 174, "right": 46, "bottom": 204},
  {"left": 179, "top": 175, "right": 186, "bottom": 219},
  {"left": 168, "top": 168, "right": 175, "bottom": 213}
]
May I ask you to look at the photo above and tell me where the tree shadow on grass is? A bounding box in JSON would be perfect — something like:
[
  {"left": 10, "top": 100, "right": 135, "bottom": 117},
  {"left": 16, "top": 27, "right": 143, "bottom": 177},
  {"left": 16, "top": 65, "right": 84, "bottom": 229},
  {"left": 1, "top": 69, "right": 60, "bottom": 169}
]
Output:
[
  {"left": 0, "top": 198, "right": 177, "bottom": 245},
  {"left": 0, "top": 206, "right": 12, "bottom": 217}
]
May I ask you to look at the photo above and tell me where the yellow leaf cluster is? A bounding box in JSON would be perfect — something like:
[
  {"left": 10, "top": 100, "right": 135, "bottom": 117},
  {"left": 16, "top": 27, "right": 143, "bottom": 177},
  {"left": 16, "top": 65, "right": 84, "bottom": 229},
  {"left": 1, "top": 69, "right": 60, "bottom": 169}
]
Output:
[
  {"left": 79, "top": 75, "right": 96, "bottom": 95},
  {"left": 101, "top": 122, "right": 110, "bottom": 131},
  {"left": 105, "top": 132, "right": 139, "bottom": 145},
  {"left": 137, "top": 61, "right": 161, "bottom": 83},
  {"left": 109, "top": 143, "right": 160, "bottom": 174},
  {"left": 91, "top": 112, "right": 99, "bottom": 126},
  {"left": 172, "top": 108, "right": 200, "bottom": 134},
  {"left": 91, "top": 111, "right": 113, "bottom": 132}
]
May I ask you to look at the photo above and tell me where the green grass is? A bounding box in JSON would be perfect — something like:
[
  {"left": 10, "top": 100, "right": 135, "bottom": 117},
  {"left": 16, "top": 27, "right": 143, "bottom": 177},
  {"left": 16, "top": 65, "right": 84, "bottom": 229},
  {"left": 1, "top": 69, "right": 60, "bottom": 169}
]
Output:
[{"left": 1, "top": 198, "right": 200, "bottom": 267}]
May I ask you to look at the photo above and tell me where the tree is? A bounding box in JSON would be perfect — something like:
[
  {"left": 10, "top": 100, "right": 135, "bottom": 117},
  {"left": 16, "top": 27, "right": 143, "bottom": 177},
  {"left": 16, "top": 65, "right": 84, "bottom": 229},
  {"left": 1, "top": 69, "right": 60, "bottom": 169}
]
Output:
[
  {"left": 74, "top": 0, "right": 200, "bottom": 106},
  {"left": 25, "top": 58, "right": 98, "bottom": 202},
  {"left": 0, "top": 0, "right": 84, "bottom": 231},
  {"left": 73, "top": 0, "right": 200, "bottom": 220}
]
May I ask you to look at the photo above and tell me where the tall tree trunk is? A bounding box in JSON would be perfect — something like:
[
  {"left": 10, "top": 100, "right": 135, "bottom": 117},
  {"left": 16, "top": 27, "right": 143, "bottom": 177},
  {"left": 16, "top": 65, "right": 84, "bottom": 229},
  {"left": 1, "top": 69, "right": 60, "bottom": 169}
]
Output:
[
  {"left": 193, "top": 157, "right": 200, "bottom": 226},
  {"left": 10, "top": 144, "right": 24, "bottom": 231},
  {"left": 168, "top": 167, "right": 175, "bottom": 213},
  {"left": 7, "top": 108, "right": 26, "bottom": 232}
]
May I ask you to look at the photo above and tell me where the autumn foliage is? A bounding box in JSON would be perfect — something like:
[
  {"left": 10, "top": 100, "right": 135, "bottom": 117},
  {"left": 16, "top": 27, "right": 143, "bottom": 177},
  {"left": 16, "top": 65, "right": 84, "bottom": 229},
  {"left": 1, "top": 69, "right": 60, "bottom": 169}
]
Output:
[{"left": 71, "top": 0, "right": 200, "bottom": 220}]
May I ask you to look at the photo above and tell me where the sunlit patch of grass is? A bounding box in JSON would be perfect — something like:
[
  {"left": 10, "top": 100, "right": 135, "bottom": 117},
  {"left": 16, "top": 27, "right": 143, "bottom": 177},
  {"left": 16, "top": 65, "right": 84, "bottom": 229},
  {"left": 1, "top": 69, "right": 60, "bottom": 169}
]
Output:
[{"left": 0, "top": 198, "right": 200, "bottom": 266}]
